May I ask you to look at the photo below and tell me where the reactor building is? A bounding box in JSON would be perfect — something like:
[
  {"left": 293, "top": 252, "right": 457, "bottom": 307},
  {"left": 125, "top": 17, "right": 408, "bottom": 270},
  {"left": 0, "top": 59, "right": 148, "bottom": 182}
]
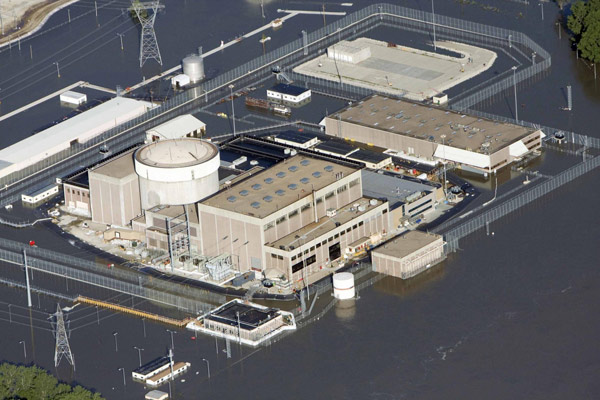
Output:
[{"left": 134, "top": 138, "right": 219, "bottom": 210}]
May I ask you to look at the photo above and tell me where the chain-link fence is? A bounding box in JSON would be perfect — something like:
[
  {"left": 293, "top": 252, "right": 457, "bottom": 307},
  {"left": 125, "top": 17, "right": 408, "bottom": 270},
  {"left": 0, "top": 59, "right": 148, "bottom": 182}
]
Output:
[
  {"left": 0, "top": 3, "right": 550, "bottom": 205},
  {"left": 443, "top": 155, "right": 600, "bottom": 252}
]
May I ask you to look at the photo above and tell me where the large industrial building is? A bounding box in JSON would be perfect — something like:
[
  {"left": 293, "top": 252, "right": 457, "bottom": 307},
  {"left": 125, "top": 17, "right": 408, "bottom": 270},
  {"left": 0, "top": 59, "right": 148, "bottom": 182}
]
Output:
[
  {"left": 325, "top": 94, "right": 543, "bottom": 174},
  {"left": 0, "top": 97, "right": 152, "bottom": 180}
]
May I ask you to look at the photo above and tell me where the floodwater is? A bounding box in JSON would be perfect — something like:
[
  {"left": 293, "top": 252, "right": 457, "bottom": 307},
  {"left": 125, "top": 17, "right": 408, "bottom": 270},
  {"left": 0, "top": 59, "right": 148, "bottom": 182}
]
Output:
[{"left": 0, "top": 0, "right": 599, "bottom": 399}]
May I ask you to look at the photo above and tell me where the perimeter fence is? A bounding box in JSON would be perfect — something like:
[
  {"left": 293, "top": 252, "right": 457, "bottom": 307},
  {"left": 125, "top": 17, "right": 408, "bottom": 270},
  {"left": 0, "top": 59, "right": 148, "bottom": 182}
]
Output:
[
  {"left": 0, "top": 3, "right": 550, "bottom": 206},
  {"left": 0, "top": 246, "right": 216, "bottom": 313},
  {"left": 443, "top": 155, "right": 600, "bottom": 252},
  {"left": 0, "top": 239, "right": 225, "bottom": 306}
]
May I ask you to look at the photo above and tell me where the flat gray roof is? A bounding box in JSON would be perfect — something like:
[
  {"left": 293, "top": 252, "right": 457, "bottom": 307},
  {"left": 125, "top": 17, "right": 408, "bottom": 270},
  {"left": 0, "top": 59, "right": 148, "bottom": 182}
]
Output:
[
  {"left": 332, "top": 94, "right": 536, "bottom": 153},
  {"left": 373, "top": 230, "right": 442, "bottom": 259},
  {"left": 268, "top": 197, "right": 383, "bottom": 250},
  {"left": 90, "top": 150, "right": 136, "bottom": 180},
  {"left": 361, "top": 170, "right": 435, "bottom": 209},
  {"left": 201, "top": 155, "right": 358, "bottom": 219}
]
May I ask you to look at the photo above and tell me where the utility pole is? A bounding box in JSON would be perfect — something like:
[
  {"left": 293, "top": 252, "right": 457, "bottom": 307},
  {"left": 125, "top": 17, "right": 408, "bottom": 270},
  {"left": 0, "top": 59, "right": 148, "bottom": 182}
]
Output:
[
  {"left": 440, "top": 134, "right": 447, "bottom": 198},
  {"left": 202, "top": 358, "right": 210, "bottom": 379},
  {"left": 54, "top": 304, "right": 75, "bottom": 370},
  {"left": 29, "top": 45, "right": 33, "bottom": 60},
  {"left": 95, "top": 1, "right": 98, "bottom": 17},
  {"left": 113, "top": 331, "right": 118, "bottom": 352},
  {"left": 260, "top": 0, "right": 265, "bottom": 18},
  {"left": 322, "top": 4, "right": 326, "bottom": 27},
  {"left": 166, "top": 329, "right": 176, "bottom": 350},
  {"left": 539, "top": 2, "right": 544, "bottom": 20},
  {"left": 431, "top": 0, "right": 436, "bottom": 51},
  {"left": 23, "top": 249, "right": 32, "bottom": 307},
  {"left": 229, "top": 84, "right": 236, "bottom": 136},
  {"left": 67, "top": 9, "right": 71, "bottom": 23},
  {"left": 567, "top": 85, "right": 572, "bottom": 111},
  {"left": 53, "top": 62, "right": 60, "bottom": 78},
  {"left": 19, "top": 341, "right": 26, "bottom": 359},
  {"left": 142, "top": 317, "right": 146, "bottom": 338},
  {"left": 133, "top": 346, "right": 144, "bottom": 367},
  {"left": 512, "top": 66, "right": 518, "bottom": 123},
  {"left": 118, "top": 367, "right": 126, "bottom": 387},
  {"left": 117, "top": 33, "right": 124, "bottom": 50}
]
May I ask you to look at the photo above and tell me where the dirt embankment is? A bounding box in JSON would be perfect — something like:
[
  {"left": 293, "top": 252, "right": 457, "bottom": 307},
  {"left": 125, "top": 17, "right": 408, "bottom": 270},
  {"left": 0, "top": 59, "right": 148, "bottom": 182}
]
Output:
[{"left": 0, "top": 0, "right": 76, "bottom": 46}]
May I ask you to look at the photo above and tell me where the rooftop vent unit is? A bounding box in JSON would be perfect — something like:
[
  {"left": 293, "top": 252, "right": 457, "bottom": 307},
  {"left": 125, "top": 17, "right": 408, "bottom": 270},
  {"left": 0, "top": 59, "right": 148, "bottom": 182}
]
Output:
[
  {"left": 227, "top": 196, "right": 236, "bottom": 202},
  {"left": 251, "top": 202, "right": 260, "bottom": 209},
  {"left": 300, "top": 159, "right": 310, "bottom": 166},
  {"left": 265, "top": 178, "right": 274, "bottom": 184},
  {"left": 312, "top": 171, "right": 321, "bottom": 178},
  {"left": 300, "top": 177, "right": 310, "bottom": 184},
  {"left": 276, "top": 172, "right": 286, "bottom": 178},
  {"left": 288, "top": 184, "right": 298, "bottom": 190},
  {"left": 324, "top": 165, "right": 334, "bottom": 172},
  {"left": 263, "top": 195, "right": 273, "bottom": 202},
  {"left": 288, "top": 165, "right": 298, "bottom": 172},
  {"left": 240, "top": 190, "right": 249, "bottom": 196},
  {"left": 326, "top": 208, "right": 337, "bottom": 217},
  {"left": 276, "top": 189, "right": 285, "bottom": 196},
  {"left": 252, "top": 184, "right": 262, "bottom": 190}
]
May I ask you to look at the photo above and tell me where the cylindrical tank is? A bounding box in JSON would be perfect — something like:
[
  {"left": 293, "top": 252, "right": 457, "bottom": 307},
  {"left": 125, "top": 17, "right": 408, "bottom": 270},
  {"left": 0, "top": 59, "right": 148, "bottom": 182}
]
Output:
[
  {"left": 134, "top": 138, "right": 219, "bottom": 209},
  {"left": 333, "top": 272, "right": 355, "bottom": 300},
  {"left": 182, "top": 54, "right": 205, "bottom": 83}
]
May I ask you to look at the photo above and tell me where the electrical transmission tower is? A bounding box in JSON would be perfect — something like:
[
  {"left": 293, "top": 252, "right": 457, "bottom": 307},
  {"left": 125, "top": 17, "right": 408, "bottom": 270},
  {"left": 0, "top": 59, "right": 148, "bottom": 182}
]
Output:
[
  {"left": 130, "top": 1, "right": 164, "bottom": 67},
  {"left": 54, "top": 304, "right": 75, "bottom": 370}
]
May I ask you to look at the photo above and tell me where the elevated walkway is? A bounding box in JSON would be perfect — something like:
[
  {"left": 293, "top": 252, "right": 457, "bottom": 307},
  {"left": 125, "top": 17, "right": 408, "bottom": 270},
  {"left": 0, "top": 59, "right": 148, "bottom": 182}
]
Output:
[{"left": 75, "top": 296, "right": 193, "bottom": 327}]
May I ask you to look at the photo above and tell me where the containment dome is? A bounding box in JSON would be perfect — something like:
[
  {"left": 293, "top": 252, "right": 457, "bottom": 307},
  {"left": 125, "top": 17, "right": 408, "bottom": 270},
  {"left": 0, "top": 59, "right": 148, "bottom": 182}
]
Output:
[{"left": 134, "top": 138, "right": 219, "bottom": 209}]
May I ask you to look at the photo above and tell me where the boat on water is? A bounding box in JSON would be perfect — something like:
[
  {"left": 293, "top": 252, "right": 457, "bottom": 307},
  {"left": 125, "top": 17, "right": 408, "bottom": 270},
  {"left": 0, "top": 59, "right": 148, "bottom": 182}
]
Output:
[{"left": 271, "top": 18, "right": 283, "bottom": 28}]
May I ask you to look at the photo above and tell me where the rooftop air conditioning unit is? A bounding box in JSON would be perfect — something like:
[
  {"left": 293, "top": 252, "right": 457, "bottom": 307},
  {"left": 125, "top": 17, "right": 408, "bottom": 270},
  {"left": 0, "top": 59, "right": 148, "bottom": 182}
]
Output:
[{"left": 326, "top": 208, "right": 337, "bottom": 218}]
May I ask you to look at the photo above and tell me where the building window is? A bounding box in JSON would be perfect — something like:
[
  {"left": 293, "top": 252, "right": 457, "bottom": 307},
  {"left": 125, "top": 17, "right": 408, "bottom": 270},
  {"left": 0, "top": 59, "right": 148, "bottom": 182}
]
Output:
[
  {"left": 358, "top": 221, "right": 364, "bottom": 227},
  {"left": 341, "top": 230, "right": 345, "bottom": 236},
  {"left": 349, "top": 178, "right": 360, "bottom": 188},
  {"left": 336, "top": 185, "right": 347, "bottom": 194},
  {"left": 292, "top": 255, "right": 296, "bottom": 261},
  {"left": 264, "top": 222, "right": 274, "bottom": 231},
  {"left": 289, "top": 210, "right": 299, "bottom": 218},
  {"left": 301, "top": 204, "right": 311, "bottom": 212},
  {"left": 276, "top": 216, "right": 286, "bottom": 225},
  {"left": 334, "top": 233, "right": 339, "bottom": 239},
  {"left": 316, "top": 243, "right": 321, "bottom": 248},
  {"left": 328, "top": 242, "right": 341, "bottom": 260},
  {"left": 316, "top": 197, "right": 323, "bottom": 204},
  {"left": 271, "top": 254, "right": 278, "bottom": 259},
  {"left": 346, "top": 228, "right": 351, "bottom": 233},
  {"left": 325, "top": 191, "right": 334, "bottom": 200},
  {"left": 310, "top": 246, "right": 315, "bottom": 252},
  {"left": 353, "top": 224, "right": 358, "bottom": 229}
]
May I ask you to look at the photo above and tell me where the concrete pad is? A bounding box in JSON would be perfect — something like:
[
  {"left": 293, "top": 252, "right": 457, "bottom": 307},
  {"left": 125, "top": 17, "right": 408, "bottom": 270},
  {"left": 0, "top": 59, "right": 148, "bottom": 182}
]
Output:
[{"left": 294, "top": 38, "right": 497, "bottom": 101}]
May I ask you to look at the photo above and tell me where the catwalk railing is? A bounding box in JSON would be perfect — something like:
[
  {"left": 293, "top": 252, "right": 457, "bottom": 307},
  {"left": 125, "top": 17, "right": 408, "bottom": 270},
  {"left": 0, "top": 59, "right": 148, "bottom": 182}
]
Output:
[
  {"left": 0, "top": 3, "right": 549, "bottom": 206},
  {"left": 443, "top": 155, "right": 600, "bottom": 252}
]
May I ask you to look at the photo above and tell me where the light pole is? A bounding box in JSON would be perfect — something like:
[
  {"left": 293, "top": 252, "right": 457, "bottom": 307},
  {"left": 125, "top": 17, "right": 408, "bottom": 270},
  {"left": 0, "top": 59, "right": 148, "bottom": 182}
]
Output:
[
  {"left": 440, "top": 134, "right": 447, "bottom": 198},
  {"left": 141, "top": 317, "right": 146, "bottom": 338},
  {"left": 117, "top": 33, "right": 124, "bottom": 51},
  {"left": 228, "top": 84, "right": 236, "bottom": 136},
  {"left": 202, "top": 358, "right": 210, "bottom": 379},
  {"left": 118, "top": 367, "right": 126, "bottom": 387},
  {"left": 133, "top": 346, "right": 144, "bottom": 367},
  {"left": 113, "top": 331, "right": 118, "bottom": 352},
  {"left": 8, "top": 304, "right": 11, "bottom": 323},
  {"left": 19, "top": 341, "right": 26, "bottom": 359},
  {"left": 511, "top": 66, "right": 518, "bottom": 123},
  {"left": 539, "top": 2, "right": 544, "bottom": 20},
  {"left": 431, "top": 0, "right": 436, "bottom": 51},
  {"left": 166, "top": 329, "right": 176, "bottom": 350},
  {"left": 53, "top": 61, "right": 60, "bottom": 78}
]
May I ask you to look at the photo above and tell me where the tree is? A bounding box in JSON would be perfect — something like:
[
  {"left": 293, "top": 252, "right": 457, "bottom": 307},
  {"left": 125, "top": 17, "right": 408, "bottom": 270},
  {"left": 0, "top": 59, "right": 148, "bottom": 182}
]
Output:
[
  {"left": 0, "top": 363, "right": 104, "bottom": 399},
  {"left": 567, "top": 0, "right": 600, "bottom": 62}
]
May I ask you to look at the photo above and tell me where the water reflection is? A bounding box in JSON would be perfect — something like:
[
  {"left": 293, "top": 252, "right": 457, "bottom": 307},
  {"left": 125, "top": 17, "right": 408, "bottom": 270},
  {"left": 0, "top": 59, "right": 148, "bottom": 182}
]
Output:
[{"left": 374, "top": 261, "right": 446, "bottom": 298}]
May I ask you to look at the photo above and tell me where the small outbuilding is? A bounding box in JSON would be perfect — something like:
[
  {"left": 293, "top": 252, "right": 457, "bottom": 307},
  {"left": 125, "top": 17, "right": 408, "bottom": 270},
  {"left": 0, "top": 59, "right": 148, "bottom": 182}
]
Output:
[
  {"left": 145, "top": 390, "right": 169, "bottom": 400},
  {"left": 60, "top": 90, "right": 87, "bottom": 105},
  {"left": 146, "top": 114, "right": 206, "bottom": 142},
  {"left": 267, "top": 83, "right": 311, "bottom": 103},
  {"left": 171, "top": 74, "right": 191, "bottom": 88},
  {"left": 371, "top": 230, "right": 445, "bottom": 279},
  {"left": 274, "top": 130, "right": 318, "bottom": 149}
]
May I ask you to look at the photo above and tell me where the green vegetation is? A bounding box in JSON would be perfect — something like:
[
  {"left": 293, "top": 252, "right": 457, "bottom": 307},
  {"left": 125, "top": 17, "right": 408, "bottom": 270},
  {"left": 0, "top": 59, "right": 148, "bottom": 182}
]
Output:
[
  {"left": 0, "top": 363, "right": 103, "bottom": 400},
  {"left": 567, "top": 0, "right": 600, "bottom": 62}
]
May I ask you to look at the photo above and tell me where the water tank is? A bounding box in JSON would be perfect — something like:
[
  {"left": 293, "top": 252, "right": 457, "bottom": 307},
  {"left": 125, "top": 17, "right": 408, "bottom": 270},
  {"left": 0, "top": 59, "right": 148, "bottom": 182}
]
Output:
[
  {"left": 358, "top": 205, "right": 366, "bottom": 212},
  {"left": 134, "top": 138, "right": 219, "bottom": 209},
  {"left": 182, "top": 54, "right": 205, "bottom": 83},
  {"left": 333, "top": 272, "right": 355, "bottom": 300},
  {"left": 369, "top": 199, "right": 378, "bottom": 206}
]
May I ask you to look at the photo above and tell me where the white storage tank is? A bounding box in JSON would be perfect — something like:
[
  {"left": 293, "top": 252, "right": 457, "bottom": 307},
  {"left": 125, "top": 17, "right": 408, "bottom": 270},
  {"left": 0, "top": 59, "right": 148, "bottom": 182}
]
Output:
[
  {"left": 134, "top": 138, "right": 219, "bottom": 209},
  {"left": 182, "top": 55, "right": 205, "bottom": 83},
  {"left": 333, "top": 272, "right": 355, "bottom": 300}
]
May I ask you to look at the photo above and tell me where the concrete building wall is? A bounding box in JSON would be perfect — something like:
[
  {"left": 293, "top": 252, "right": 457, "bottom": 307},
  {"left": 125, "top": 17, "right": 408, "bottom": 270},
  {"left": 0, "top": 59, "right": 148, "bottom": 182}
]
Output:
[
  {"left": 372, "top": 236, "right": 444, "bottom": 279},
  {"left": 63, "top": 183, "right": 90, "bottom": 215},
  {"left": 89, "top": 172, "right": 141, "bottom": 227}
]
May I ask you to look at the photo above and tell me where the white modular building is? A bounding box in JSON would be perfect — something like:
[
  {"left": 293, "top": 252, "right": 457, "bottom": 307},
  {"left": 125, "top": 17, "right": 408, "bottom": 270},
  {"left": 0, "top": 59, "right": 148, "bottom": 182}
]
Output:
[
  {"left": 327, "top": 41, "right": 371, "bottom": 64},
  {"left": 267, "top": 84, "right": 311, "bottom": 103},
  {"left": 146, "top": 114, "right": 206, "bottom": 143},
  {"left": 134, "top": 138, "right": 220, "bottom": 210},
  {"left": 0, "top": 97, "right": 152, "bottom": 181},
  {"left": 59, "top": 90, "right": 87, "bottom": 105},
  {"left": 171, "top": 74, "right": 191, "bottom": 88}
]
